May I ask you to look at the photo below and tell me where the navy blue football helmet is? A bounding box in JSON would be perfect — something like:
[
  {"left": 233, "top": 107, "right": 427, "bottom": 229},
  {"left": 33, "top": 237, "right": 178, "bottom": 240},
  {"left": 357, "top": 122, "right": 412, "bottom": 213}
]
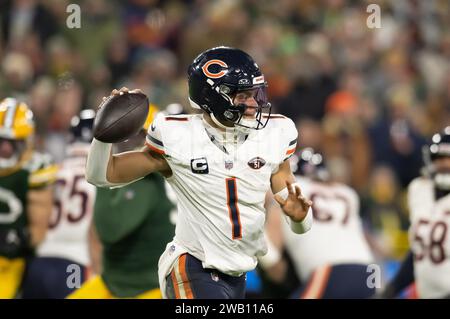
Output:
[
  {"left": 292, "top": 148, "right": 330, "bottom": 182},
  {"left": 423, "top": 126, "right": 450, "bottom": 190},
  {"left": 188, "top": 46, "right": 271, "bottom": 130},
  {"left": 69, "top": 109, "right": 95, "bottom": 144}
]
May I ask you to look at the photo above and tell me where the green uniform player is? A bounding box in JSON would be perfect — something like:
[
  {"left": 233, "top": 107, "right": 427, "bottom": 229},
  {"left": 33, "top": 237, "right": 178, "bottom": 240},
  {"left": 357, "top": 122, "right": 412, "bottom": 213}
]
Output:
[
  {"left": 0, "top": 155, "right": 56, "bottom": 259},
  {"left": 0, "top": 98, "right": 56, "bottom": 298}
]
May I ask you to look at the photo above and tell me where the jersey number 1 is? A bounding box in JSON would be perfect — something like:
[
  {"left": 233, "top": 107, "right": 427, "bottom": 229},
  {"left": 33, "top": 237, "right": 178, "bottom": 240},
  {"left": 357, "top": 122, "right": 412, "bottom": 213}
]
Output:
[{"left": 226, "top": 178, "right": 242, "bottom": 240}]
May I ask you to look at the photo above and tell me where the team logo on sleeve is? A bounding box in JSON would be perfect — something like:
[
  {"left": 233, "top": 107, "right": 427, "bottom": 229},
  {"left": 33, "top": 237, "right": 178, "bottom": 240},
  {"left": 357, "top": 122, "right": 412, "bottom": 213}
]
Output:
[
  {"left": 191, "top": 157, "right": 209, "bottom": 174},
  {"left": 248, "top": 157, "right": 266, "bottom": 169}
]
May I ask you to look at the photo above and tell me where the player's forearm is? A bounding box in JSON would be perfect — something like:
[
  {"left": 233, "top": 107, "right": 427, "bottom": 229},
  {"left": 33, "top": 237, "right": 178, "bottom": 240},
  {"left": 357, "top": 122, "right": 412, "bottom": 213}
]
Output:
[
  {"left": 88, "top": 222, "right": 103, "bottom": 275},
  {"left": 108, "top": 149, "right": 161, "bottom": 183},
  {"left": 86, "top": 139, "right": 142, "bottom": 186},
  {"left": 28, "top": 224, "right": 47, "bottom": 247},
  {"left": 87, "top": 139, "right": 164, "bottom": 186},
  {"left": 27, "top": 189, "right": 53, "bottom": 247}
]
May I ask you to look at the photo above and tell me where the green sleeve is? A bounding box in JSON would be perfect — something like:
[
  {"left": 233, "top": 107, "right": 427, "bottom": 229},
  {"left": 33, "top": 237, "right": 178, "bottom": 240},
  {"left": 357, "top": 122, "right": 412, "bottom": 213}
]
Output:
[{"left": 93, "top": 177, "right": 161, "bottom": 244}]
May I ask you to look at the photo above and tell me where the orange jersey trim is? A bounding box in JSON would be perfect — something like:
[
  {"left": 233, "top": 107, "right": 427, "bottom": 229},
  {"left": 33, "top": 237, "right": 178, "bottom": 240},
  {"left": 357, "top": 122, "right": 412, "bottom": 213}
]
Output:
[
  {"left": 286, "top": 148, "right": 296, "bottom": 155},
  {"left": 145, "top": 141, "right": 165, "bottom": 155}
]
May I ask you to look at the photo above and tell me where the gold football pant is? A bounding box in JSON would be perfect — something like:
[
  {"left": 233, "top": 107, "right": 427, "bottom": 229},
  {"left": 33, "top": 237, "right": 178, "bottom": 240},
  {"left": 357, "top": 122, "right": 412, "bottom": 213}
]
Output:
[
  {"left": 67, "top": 275, "right": 162, "bottom": 299},
  {"left": 0, "top": 257, "right": 26, "bottom": 299}
]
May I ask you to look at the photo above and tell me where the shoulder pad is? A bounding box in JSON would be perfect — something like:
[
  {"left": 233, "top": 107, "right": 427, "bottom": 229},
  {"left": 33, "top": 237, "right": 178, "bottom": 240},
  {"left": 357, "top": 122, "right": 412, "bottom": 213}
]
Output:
[{"left": 25, "top": 152, "right": 58, "bottom": 188}]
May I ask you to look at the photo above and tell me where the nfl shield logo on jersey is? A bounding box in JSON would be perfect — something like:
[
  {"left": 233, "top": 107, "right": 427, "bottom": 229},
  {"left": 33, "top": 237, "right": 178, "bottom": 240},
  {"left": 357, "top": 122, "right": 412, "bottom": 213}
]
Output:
[{"left": 224, "top": 160, "right": 233, "bottom": 170}]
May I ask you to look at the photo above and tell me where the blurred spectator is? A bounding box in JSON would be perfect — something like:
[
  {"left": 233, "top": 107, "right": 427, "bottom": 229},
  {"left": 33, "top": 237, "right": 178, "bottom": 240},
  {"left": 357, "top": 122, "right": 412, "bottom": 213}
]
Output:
[
  {"left": 361, "top": 165, "right": 410, "bottom": 260},
  {"left": 28, "top": 76, "right": 56, "bottom": 148},
  {"left": 296, "top": 118, "right": 323, "bottom": 151},
  {"left": 0, "top": 51, "right": 34, "bottom": 99},
  {"left": 368, "top": 84, "right": 427, "bottom": 188},
  {"left": 45, "top": 77, "right": 83, "bottom": 162},
  {"left": 322, "top": 90, "right": 372, "bottom": 191},
  {"left": 0, "top": 0, "right": 59, "bottom": 48}
]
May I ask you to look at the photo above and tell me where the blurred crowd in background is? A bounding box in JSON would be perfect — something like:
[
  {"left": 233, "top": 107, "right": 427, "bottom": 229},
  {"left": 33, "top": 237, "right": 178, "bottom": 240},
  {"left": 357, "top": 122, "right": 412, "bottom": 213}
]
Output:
[{"left": 1, "top": 0, "right": 449, "bottom": 289}]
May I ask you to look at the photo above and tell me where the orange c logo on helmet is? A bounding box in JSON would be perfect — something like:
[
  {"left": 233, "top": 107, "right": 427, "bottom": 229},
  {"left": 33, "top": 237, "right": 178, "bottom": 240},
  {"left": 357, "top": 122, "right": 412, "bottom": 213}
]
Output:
[{"left": 202, "top": 59, "right": 228, "bottom": 79}]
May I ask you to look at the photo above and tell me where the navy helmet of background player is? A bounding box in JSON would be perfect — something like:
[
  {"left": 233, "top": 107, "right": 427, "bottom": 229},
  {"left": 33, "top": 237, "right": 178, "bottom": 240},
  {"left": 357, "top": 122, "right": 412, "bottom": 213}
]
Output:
[
  {"left": 187, "top": 46, "right": 271, "bottom": 131},
  {"left": 69, "top": 109, "right": 96, "bottom": 144},
  {"left": 291, "top": 148, "right": 330, "bottom": 183},
  {"left": 422, "top": 126, "right": 450, "bottom": 191}
]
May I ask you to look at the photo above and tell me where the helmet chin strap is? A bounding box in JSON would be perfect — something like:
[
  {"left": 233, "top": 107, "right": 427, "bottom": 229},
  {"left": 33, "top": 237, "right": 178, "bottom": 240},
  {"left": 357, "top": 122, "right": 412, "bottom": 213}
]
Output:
[
  {"left": 210, "top": 112, "right": 255, "bottom": 135},
  {"left": 210, "top": 113, "right": 237, "bottom": 131}
]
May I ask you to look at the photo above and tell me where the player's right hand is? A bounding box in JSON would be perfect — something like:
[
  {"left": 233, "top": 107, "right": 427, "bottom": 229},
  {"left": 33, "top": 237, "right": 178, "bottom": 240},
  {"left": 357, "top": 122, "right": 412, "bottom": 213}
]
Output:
[
  {"left": 101, "top": 87, "right": 144, "bottom": 103},
  {"left": 111, "top": 87, "right": 143, "bottom": 96}
]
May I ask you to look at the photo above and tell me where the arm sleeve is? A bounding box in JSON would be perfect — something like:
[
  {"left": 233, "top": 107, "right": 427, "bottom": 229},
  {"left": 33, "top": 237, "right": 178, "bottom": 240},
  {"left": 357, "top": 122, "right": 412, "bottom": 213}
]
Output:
[{"left": 281, "top": 118, "right": 298, "bottom": 162}]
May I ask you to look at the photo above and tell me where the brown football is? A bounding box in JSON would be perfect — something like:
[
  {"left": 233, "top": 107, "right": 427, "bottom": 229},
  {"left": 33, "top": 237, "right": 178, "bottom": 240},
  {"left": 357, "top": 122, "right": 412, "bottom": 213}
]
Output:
[{"left": 93, "top": 92, "right": 149, "bottom": 143}]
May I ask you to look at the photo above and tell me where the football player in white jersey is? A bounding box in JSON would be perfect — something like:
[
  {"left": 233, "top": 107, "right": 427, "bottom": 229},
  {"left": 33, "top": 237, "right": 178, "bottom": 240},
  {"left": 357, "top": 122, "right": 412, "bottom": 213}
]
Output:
[
  {"left": 86, "top": 46, "right": 313, "bottom": 299},
  {"left": 260, "top": 148, "right": 375, "bottom": 298},
  {"left": 22, "top": 110, "right": 97, "bottom": 298},
  {"left": 382, "top": 127, "right": 450, "bottom": 299}
]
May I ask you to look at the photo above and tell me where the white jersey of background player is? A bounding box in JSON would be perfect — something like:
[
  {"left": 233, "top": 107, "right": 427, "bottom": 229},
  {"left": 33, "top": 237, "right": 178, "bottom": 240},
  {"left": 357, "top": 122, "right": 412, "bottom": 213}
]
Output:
[
  {"left": 261, "top": 148, "right": 374, "bottom": 299},
  {"left": 86, "top": 46, "right": 313, "bottom": 299},
  {"left": 38, "top": 111, "right": 97, "bottom": 266},
  {"left": 407, "top": 127, "right": 450, "bottom": 298},
  {"left": 283, "top": 152, "right": 374, "bottom": 282}
]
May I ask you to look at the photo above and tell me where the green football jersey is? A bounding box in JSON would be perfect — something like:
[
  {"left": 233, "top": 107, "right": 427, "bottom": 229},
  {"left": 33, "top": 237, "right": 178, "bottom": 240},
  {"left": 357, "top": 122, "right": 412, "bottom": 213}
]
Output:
[
  {"left": 94, "top": 173, "right": 175, "bottom": 298},
  {"left": 0, "top": 153, "right": 57, "bottom": 258}
]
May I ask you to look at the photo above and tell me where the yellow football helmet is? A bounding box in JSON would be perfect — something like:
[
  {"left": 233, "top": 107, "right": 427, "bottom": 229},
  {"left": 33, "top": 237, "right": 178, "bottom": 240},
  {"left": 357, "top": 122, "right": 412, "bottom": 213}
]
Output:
[
  {"left": 0, "top": 98, "right": 34, "bottom": 173},
  {"left": 143, "top": 103, "right": 159, "bottom": 131}
]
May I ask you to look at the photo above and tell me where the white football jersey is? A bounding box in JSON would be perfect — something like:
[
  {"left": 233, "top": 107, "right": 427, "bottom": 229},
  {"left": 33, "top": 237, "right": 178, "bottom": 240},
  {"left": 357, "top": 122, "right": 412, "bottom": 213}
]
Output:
[
  {"left": 408, "top": 177, "right": 450, "bottom": 298},
  {"left": 38, "top": 143, "right": 97, "bottom": 266},
  {"left": 282, "top": 176, "right": 374, "bottom": 281},
  {"left": 147, "top": 113, "right": 297, "bottom": 276}
]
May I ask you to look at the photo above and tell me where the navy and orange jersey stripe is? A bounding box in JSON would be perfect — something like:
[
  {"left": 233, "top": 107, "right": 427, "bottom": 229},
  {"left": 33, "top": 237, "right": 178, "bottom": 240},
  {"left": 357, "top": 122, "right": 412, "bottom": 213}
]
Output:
[
  {"left": 288, "top": 138, "right": 297, "bottom": 147},
  {"left": 283, "top": 138, "right": 297, "bottom": 160},
  {"left": 145, "top": 134, "right": 165, "bottom": 155},
  {"left": 169, "top": 253, "right": 194, "bottom": 299},
  {"left": 226, "top": 178, "right": 242, "bottom": 240},
  {"left": 145, "top": 142, "right": 165, "bottom": 155}
]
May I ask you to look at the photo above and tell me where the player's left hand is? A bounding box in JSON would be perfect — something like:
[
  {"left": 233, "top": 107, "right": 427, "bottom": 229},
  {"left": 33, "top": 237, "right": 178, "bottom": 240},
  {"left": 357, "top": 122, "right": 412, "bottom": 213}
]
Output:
[{"left": 274, "top": 181, "right": 312, "bottom": 222}]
